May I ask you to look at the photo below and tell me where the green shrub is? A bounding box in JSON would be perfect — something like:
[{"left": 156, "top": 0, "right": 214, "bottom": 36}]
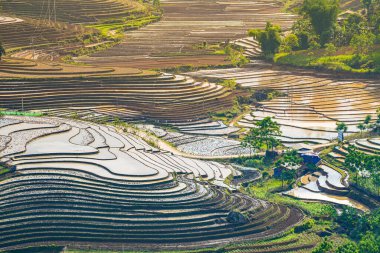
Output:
[
  {"left": 294, "top": 219, "right": 315, "bottom": 233},
  {"left": 218, "top": 79, "right": 240, "bottom": 90}
]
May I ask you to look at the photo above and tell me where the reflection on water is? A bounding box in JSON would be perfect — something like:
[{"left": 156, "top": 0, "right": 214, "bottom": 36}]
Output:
[{"left": 285, "top": 187, "right": 369, "bottom": 211}]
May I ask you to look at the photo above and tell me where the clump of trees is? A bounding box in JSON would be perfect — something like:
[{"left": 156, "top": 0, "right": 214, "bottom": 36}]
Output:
[
  {"left": 344, "top": 146, "right": 380, "bottom": 195},
  {"left": 249, "top": 0, "right": 379, "bottom": 65},
  {"left": 241, "top": 116, "right": 282, "bottom": 156},
  {"left": 301, "top": 0, "right": 340, "bottom": 46},
  {"left": 248, "top": 22, "right": 282, "bottom": 57},
  {"left": 0, "top": 42, "right": 5, "bottom": 61},
  {"left": 275, "top": 149, "right": 302, "bottom": 188},
  {"left": 218, "top": 79, "right": 240, "bottom": 90},
  {"left": 355, "top": 109, "right": 380, "bottom": 134},
  {"left": 225, "top": 44, "right": 249, "bottom": 67},
  {"left": 312, "top": 207, "right": 380, "bottom": 253}
]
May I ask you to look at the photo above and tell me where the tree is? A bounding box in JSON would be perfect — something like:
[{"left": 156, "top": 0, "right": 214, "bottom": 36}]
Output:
[
  {"left": 291, "top": 18, "right": 316, "bottom": 49},
  {"left": 255, "top": 116, "right": 282, "bottom": 152},
  {"left": 364, "top": 114, "right": 372, "bottom": 125},
  {"left": 363, "top": 114, "right": 374, "bottom": 131},
  {"left": 301, "top": 0, "right": 340, "bottom": 45},
  {"left": 375, "top": 108, "right": 380, "bottom": 133},
  {"left": 358, "top": 232, "right": 379, "bottom": 253},
  {"left": 0, "top": 42, "right": 5, "bottom": 61},
  {"left": 153, "top": 0, "right": 161, "bottom": 8},
  {"left": 335, "top": 241, "right": 359, "bottom": 253},
  {"left": 339, "top": 13, "right": 366, "bottom": 46},
  {"left": 241, "top": 129, "right": 262, "bottom": 157},
  {"left": 361, "top": 0, "right": 379, "bottom": 22},
  {"left": 280, "top": 34, "right": 299, "bottom": 52},
  {"left": 312, "top": 238, "right": 334, "bottom": 253},
  {"left": 249, "top": 22, "right": 282, "bottom": 56},
  {"left": 344, "top": 146, "right": 364, "bottom": 184},
  {"left": 336, "top": 122, "right": 348, "bottom": 141},
  {"left": 357, "top": 123, "right": 366, "bottom": 135},
  {"left": 225, "top": 45, "right": 249, "bottom": 67},
  {"left": 276, "top": 149, "right": 302, "bottom": 188},
  {"left": 350, "top": 30, "right": 376, "bottom": 55},
  {"left": 373, "top": 172, "right": 380, "bottom": 195},
  {"left": 325, "top": 42, "right": 336, "bottom": 55},
  {"left": 242, "top": 117, "right": 282, "bottom": 155}
]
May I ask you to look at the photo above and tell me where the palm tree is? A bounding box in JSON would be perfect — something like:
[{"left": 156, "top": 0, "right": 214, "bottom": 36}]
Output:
[{"left": 0, "top": 42, "right": 5, "bottom": 61}]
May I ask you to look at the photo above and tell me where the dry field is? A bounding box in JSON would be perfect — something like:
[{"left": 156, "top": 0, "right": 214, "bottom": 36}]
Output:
[
  {"left": 0, "top": 58, "right": 233, "bottom": 122},
  {"left": 79, "top": 0, "right": 296, "bottom": 69}
]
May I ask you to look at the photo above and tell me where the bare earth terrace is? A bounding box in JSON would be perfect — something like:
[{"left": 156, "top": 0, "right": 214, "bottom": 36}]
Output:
[{"left": 78, "top": 0, "right": 296, "bottom": 69}]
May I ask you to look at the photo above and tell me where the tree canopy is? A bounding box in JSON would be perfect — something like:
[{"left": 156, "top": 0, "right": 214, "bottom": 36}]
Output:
[
  {"left": 301, "top": 0, "right": 340, "bottom": 45},
  {"left": 242, "top": 116, "right": 282, "bottom": 155},
  {"left": 248, "top": 22, "right": 282, "bottom": 56}
]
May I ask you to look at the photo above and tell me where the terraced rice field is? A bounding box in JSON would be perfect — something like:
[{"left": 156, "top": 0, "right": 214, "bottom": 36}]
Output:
[
  {"left": 189, "top": 62, "right": 380, "bottom": 145},
  {"left": 1, "top": 0, "right": 143, "bottom": 24},
  {"left": 79, "top": 0, "right": 296, "bottom": 69},
  {"left": 0, "top": 0, "right": 153, "bottom": 57},
  {"left": 0, "top": 15, "right": 86, "bottom": 54},
  {"left": 139, "top": 124, "right": 251, "bottom": 157},
  {"left": 329, "top": 137, "right": 380, "bottom": 163},
  {"left": 0, "top": 58, "right": 233, "bottom": 122},
  {"left": 0, "top": 116, "right": 303, "bottom": 251},
  {"left": 284, "top": 162, "right": 369, "bottom": 211}
]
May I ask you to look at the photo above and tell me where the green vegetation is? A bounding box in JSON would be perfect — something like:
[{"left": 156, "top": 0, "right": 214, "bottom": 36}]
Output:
[
  {"left": 224, "top": 44, "right": 249, "bottom": 67},
  {"left": 62, "top": 0, "right": 162, "bottom": 62},
  {"left": 251, "top": 0, "right": 380, "bottom": 75},
  {"left": 249, "top": 22, "right": 282, "bottom": 57},
  {"left": 0, "top": 110, "right": 44, "bottom": 117},
  {"left": 86, "top": 14, "right": 161, "bottom": 38},
  {"left": 336, "top": 122, "right": 348, "bottom": 141},
  {"left": 275, "top": 149, "right": 303, "bottom": 188},
  {"left": 322, "top": 207, "right": 380, "bottom": 253},
  {"left": 0, "top": 42, "right": 5, "bottom": 61},
  {"left": 217, "top": 79, "right": 240, "bottom": 90},
  {"left": 241, "top": 116, "right": 282, "bottom": 154},
  {"left": 0, "top": 165, "right": 10, "bottom": 176},
  {"left": 344, "top": 145, "right": 380, "bottom": 195},
  {"left": 301, "top": 0, "right": 339, "bottom": 46},
  {"left": 246, "top": 177, "right": 337, "bottom": 217}
]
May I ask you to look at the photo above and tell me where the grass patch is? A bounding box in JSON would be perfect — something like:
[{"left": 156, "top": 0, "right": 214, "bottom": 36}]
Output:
[
  {"left": 245, "top": 178, "right": 337, "bottom": 218},
  {"left": 274, "top": 49, "right": 380, "bottom": 75},
  {"left": 0, "top": 166, "right": 10, "bottom": 176},
  {"left": 87, "top": 14, "right": 161, "bottom": 37},
  {"left": 0, "top": 110, "right": 44, "bottom": 117}
]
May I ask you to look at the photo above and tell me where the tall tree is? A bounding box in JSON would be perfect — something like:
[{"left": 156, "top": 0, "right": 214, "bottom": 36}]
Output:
[
  {"left": 242, "top": 117, "right": 282, "bottom": 155},
  {"left": 301, "top": 0, "right": 340, "bottom": 45},
  {"left": 276, "top": 149, "right": 302, "bottom": 188},
  {"left": 0, "top": 42, "right": 5, "bottom": 61},
  {"left": 336, "top": 122, "right": 348, "bottom": 141},
  {"left": 344, "top": 146, "right": 364, "bottom": 184},
  {"left": 249, "top": 22, "right": 282, "bottom": 56}
]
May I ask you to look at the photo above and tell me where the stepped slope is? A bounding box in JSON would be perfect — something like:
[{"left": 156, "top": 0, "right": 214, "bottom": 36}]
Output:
[
  {"left": 0, "top": 58, "right": 233, "bottom": 122},
  {"left": 0, "top": 116, "right": 303, "bottom": 251},
  {"left": 79, "top": 0, "right": 296, "bottom": 69}
]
